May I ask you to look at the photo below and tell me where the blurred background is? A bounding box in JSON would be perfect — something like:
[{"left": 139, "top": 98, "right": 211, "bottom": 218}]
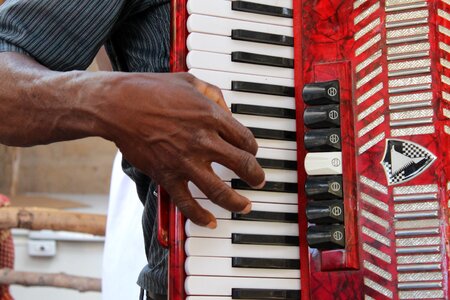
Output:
[{"left": 0, "top": 46, "right": 117, "bottom": 300}]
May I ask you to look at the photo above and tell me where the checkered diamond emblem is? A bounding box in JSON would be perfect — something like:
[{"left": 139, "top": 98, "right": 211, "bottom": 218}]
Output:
[{"left": 381, "top": 139, "right": 436, "bottom": 185}]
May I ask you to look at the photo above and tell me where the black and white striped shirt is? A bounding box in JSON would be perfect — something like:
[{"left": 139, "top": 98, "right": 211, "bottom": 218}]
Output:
[{"left": 0, "top": 0, "right": 171, "bottom": 295}]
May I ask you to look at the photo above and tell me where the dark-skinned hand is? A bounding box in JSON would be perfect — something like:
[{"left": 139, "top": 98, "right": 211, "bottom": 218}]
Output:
[{"left": 104, "top": 72, "right": 266, "bottom": 228}]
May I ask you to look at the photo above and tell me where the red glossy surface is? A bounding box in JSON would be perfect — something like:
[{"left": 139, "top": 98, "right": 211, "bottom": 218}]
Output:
[
  {"left": 296, "top": 0, "right": 450, "bottom": 299},
  {"left": 166, "top": 1, "right": 189, "bottom": 299},
  {"left": 164, "top": 0, "right": 450, "bottom": 299}
]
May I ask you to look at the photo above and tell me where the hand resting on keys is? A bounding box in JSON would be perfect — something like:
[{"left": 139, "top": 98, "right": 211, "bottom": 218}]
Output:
[
  {"left": 111, "top": 73, "right": 266, "bottom": 229},
  {"left": 0, "top": 54, "right": 265, "bottom": 229}
]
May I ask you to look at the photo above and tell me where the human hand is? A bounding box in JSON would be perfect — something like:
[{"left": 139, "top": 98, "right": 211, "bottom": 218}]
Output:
[{"left": 103, "top": 72, "right": 265, "bottom": 228}]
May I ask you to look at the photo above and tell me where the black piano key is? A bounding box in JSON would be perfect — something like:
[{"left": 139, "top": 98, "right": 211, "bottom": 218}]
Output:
[
  {"left": 232, "top": 51, "right": 294, "bottom": 69},
  {"left": 232, "top": 210, "right": 298, "bottom": 223},
  {"left": 232, "top": 29, "right": 294, "bottom": 47},
  {"left": 232, "top": 81, "right": 295, "bottom": 97},
  {"left": 256, "top": 157, "right": 297, "bottom": 170},
  {"left": 306, "top": 200, "right": 344, "bottom": 224},
  {"left": 232, "top": 257, "right": 300, "bottom": 269},
  {"left": 231, "top": 104, "right": 296, "bottom": 119},
  {"left": 307, "top": 224, "right": 345, "bottom": 250},
  {"left": 248, "top": 127, "right": 296, "bottom": 141},
  {"left": 232, "top": 179, "right": 298, "bottom": 193},
  {"left": 303, "top": 104, "right": 340, "bottom": 128},
  {"left": 232, "top": 288, "right": 300, "bottom": 300},
  {"left": 232, "top": 1, "right": 293, "bottom": 18},
  {"left": 303, "top": 80, "right": 340, "bottom": 105},
  {"left": 304, "top": 128, "right": 341, "bottom": 152},
  {"left": 305, "top": 175, "right": 343, "bottom": 199},
  {"left": 232, "top": 233, "right": 299, "bottom": 246}
]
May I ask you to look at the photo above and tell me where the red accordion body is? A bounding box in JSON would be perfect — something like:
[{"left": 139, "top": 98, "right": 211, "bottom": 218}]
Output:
[{"left": 159, "top": 0, "right": 450, "bottom": 299}]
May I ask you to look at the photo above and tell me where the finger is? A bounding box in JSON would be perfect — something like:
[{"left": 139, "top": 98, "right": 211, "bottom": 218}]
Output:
[
  {"left": 217, "top": 114, "right": 259, "bottom": 156},
  {"left": 192, "top": 78, "right": 230, "bottom": 112},
  {"left": 168, "top": 179, "right": 217, "bottom": 228},
  {"left": 190, "top": 164, "right": 252, "bottom": 214},
  {"left": 210, "top": 139, "right": 265, "bottom": 189}
]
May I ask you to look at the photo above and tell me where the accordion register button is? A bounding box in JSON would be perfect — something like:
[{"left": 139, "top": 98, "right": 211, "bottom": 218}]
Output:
[
  {"left": 232, "top": 29, "right": 294, "bottom": 46},
  {"left": 231, "top": 51, "right": 294, "bottom": 68},
  {"left": 232, "top": 288, "right": 300, "bottom": 300},
  {"left": 304, "top": 128, "right": 341, "bottom": 152},
  {"left": 232, "top": 1, "right": 293, "bottom": 18},
  {"left": 304, "top": 152, "right": 343, "bottom": 175},
  {"left": 305, "top": 175, "right": 343, "bottom": 199},
  {"left": 232, "top": 210, "right": 298, "bottom": 223},
  {"left": 306, "top": 200, "right": 344, "bottom": 224},
  {"left": 232, "top": 233, "right": 299, "bottom": 246},
  {"left": 231, "top": 103, "right": 296, "bottom": 119},
  {"left": 232, "top": 257, "right": 300, "bottom": 269},
  {"left": 302, "top": 80, "right": 340, "bottom": 105},
  {"left": 303, "top": 104, "right": 340, "bottom": 128},
  {"left": 232, "top": 81, "right": 295, "bottom": 97},
  {"left": 307, "top": 224, "right": 345, "bottom": 250}
]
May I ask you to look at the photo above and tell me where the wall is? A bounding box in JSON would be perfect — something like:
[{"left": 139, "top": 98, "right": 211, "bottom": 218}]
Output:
[{"left": 0, "top": 55, "right": 117, "bottom": 196}]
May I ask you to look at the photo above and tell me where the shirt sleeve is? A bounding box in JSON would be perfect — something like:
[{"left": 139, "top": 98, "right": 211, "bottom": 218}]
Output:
[{"left": 0, "top": 0, "right": 145, "bottom": 71}]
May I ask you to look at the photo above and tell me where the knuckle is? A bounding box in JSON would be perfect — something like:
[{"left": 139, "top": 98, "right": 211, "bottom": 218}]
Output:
[
  {"left": 209, "top": 183, "right": 244, "bottom": 212},
  {"left": 239, "top": 126, "right": 258, "bottom": 154},
  {"left": 237, "top": 152, "right": 255, "bottom": 178},
  {"left": 176, "top": 198, "right": 196, "bottom": 218},
  {"left": 181, "top": 72, "right": 195, "bottom": 81}
]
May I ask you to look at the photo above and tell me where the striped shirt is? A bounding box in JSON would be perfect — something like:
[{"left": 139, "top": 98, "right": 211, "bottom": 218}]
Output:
[{"left": 0, "top": 0, "right": 170, "bottom": 295}]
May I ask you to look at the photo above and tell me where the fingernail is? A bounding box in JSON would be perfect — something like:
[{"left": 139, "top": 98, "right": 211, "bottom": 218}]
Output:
[
  {"left": 253, "top": 180, "right": 266, "bottom": 189},
  {"left": 241, "top": 202, "right": 252, "bottom": 214},
  {"left": 207, "top": 220, "right": 217, "bottom": 229}
]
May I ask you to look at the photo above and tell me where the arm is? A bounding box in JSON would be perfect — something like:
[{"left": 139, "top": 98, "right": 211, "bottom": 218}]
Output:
[{"left": 0, "top": 52, "right": 265, "bottom": 228}]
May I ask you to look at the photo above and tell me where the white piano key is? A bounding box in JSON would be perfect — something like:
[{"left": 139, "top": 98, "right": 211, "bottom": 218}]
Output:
[
  {"left": 212, "top": 163, "right": 297, "bottom": 182},
  {"left": 187, "top": 14, "right": 293, "bottom": 37},
  {"left": 185, "top": 237, "right": 299, "bottom": 259},
  {"left": 187, "top": 32, "right": 294, "bottom": 58},
  {"left": 197, "top": 199, "right": 298, "bottom": 219},
  {"left": 187, "top": 0, "right": 293, "bottom": 27},
  {"left": 186, "top": 219, "right": 298, "bottom": 238},
  {"left": 223, "top": 90, "right": 295, "bottom": 110},
  {"left": 185, "top": 257, "right": 300, "bottom": 278},
  {"left": 233, "top": 113, "right": 296, "bottom": 131},
  {"left": 187, "top": 51, "right": 294, "bottom": 79},
  {"left": 225, "top": 0, "right": 293, "bottom": 9},
  {"left": 189, "top": 68, "right": 294, "bottom": 90},
  {"left": 185, "top": 276, "right": 300, "bottom": 296},
  {"left": 304, "top": 152, "right": 343, "bottom": 175},
  {"left": 189, "top": 182, "right": 299, "bottom": 204},
  {"left": 257, "top": 147, "right": 297, "bottom": 161}
]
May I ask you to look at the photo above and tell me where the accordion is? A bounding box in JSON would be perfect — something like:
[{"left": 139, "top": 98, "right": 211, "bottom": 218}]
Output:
[{"left": 158, "top": 0, "right": 450, "bottom": 299}]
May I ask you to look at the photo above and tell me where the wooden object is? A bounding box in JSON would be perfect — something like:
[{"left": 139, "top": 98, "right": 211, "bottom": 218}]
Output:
[{"left": 0, "top": 269, "right": 101, "bottom": 292}]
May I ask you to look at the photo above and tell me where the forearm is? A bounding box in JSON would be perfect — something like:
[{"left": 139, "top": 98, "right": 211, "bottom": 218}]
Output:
[{"left": 0, "top": 52, "right": 112, "bottom": 146}]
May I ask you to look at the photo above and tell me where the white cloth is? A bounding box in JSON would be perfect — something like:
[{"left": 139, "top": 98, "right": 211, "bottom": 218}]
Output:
[{"left": 102, "top": 152, "right": 146, "bottom": 300}]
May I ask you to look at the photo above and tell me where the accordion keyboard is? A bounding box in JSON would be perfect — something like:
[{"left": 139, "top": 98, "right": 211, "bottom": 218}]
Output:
[{"left": 184, "top": 0, "right": 304, "bottom": 298}]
